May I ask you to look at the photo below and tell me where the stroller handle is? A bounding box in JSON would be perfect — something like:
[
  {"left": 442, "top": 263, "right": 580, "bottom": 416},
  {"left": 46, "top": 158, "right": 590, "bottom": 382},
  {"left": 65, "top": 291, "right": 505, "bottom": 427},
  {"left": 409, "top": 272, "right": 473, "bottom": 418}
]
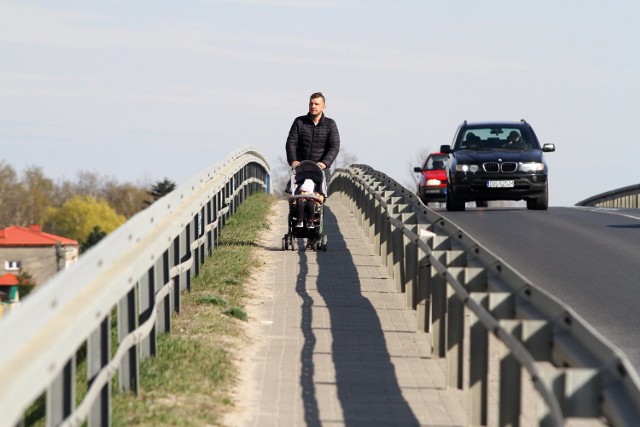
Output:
[{"left": 289, "top": 194, "right": 324, "bottom": 202}]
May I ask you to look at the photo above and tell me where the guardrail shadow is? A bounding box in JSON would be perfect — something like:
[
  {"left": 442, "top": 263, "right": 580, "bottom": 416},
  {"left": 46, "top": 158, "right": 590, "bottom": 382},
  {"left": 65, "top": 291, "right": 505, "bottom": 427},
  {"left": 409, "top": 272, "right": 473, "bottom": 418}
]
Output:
[{"left": 295, "top": 205, "right": 420, "bottom": 426}]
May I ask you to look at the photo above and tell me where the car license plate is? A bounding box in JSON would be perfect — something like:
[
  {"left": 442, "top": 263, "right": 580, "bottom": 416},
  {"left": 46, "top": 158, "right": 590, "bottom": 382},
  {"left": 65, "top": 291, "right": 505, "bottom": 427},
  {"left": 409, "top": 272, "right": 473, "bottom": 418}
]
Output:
[{"left": 486, "top": 180, "right": 515, "bottom": 188}]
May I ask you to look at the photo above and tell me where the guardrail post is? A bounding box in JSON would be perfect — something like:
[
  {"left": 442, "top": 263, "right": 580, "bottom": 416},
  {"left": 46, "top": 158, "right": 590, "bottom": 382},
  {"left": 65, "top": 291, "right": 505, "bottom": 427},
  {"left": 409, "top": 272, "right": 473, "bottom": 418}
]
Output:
[
  {"left": 139, "top": 268, "right": 156, "bottom": 359},
  {"left": 356, "top": 178, "right": 367, "bottom": 229},
  {"left": 363, "top": 182, "right": 378, "bottom": 245},
  {"left": 382, "top": 200, "right": 393, "bottom": 272},
  {"left": 118, "top": 287, "right": 139, "bottom": 393},
  {"left": 469, "top": 292, "right": 489, "bottom": 426},
  {"left": 193, "top": 213, "right": 201, "bottom": 278},
  {"left": 213, "top": 192, "right": 220, "bottom": 251},
  {"left": 401, "top": 213, "right": 417, "bottom": 308},
  {"left": 372, "top": 192, "right": 384, "bottom": 256},
  {"left": 238, "top": 168, "right": 245, "bottom": 205},
  {"left": 446, "top": 267, "right": 465, "bottom": 390},
  {"left": 378, "top": 194, "right": 393, "bottom": 269},
  {"left": 206, "top": 195, "right": 214, "bottom": 256},
  {"left": 498, "top": 319, "right": 522, "bottom": 427},
  {"left": 157, "top": 251, "right": 171, "bottom": 334},
  {"left": 389, "top": 209, "right": 405, "bottom": 293},
  {"left": 198, "top": 207, "right": 206, "bottom": 269},
  {"left": 430, "top": 252, "right": 447, "bottom": 358},
  {"left": 183, "top": 223, "right": 191, "bottom": 292},
  {"left": 538, "top": 367, "right": 599, "bottom": 421},
  {"left": 88, "top": 315, "right": 111, "bottom": 427},
  {"left": 47, "top": 357, "right": 75, "bottom": 426},
  {"left": 170, "top": 235, "right": 181, "bottom": 313},
  {"left": 231, "top": 174, "right": 237, "bottom": 219},
  {"left": 564, "top": 369, "right": 599, "bottom": 417},
  {"left": 416, "top": 234, "right": 432, "bottom": 333}
]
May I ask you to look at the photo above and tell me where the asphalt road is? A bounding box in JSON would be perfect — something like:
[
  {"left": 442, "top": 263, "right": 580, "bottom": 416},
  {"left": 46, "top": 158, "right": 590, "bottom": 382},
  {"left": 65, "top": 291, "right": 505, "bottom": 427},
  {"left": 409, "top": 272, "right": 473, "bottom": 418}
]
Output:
[{"left": 436, "top": 205, "right": 640, "bottom": 370}]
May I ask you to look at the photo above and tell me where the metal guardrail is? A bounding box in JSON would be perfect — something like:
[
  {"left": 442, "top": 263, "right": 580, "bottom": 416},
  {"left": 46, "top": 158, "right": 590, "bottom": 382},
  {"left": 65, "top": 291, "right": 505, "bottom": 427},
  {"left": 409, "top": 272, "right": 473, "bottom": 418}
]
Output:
[
  {"left": 576, "top": 183, "right": 640, "bottom": 208},
  {"left": 0, "top": 147, "right": 270, "bottom": 427},
  {"left": 329, "top": 164, "right": 640, "bottom": 427}
]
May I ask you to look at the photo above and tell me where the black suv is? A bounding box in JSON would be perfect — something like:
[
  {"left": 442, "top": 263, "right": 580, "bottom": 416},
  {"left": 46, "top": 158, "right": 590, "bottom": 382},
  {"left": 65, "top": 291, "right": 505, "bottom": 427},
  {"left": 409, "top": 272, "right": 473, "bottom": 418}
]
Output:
[{"left": 440, "top": 120, "right": 555, "bottom": 211}]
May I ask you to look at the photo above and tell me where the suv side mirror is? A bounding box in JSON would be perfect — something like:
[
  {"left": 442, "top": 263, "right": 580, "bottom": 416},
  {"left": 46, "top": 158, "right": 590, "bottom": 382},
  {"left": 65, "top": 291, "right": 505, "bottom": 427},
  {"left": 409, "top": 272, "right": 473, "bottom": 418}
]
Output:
[
  {"left": 413, "top": 166, "right": 423, "bottom": 173},
  {"left": 542, "top": 143, "right": 556, "bottom": 152},
  {"left": 440, "top": 145, "right": 452, "bottom": 153}
]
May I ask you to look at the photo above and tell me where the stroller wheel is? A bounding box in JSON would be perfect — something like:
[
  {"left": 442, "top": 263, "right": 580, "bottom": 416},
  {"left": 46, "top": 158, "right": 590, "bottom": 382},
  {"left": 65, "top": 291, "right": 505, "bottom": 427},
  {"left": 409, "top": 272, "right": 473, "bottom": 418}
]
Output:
[{"left": 282, "top": 237, "right": 286, "bottom": 251}]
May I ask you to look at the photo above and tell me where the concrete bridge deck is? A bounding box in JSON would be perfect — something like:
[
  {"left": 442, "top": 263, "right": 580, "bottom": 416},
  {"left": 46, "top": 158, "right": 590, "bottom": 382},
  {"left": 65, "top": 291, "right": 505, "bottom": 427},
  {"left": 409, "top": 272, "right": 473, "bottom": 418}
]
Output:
[{"left": 226, "top": 199, "right": 468, "bottom": 426}]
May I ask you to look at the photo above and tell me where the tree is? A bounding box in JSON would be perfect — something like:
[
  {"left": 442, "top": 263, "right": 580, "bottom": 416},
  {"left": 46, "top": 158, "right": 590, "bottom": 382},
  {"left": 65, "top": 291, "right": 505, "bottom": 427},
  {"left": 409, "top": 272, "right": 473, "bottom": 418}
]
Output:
[
  {"left": 42, "top": 195, "right": 126, "bottom": 243},
  {"left": 81, "top": 225, "right": 108, "bottom": 252},
  {"left": 72, "top": 170, "right": 104, "bottom": 199},
  {"left": 0, "top": 162, "right": 22, "bottom": 228},
  {"left": 405, "top": 148, "right": 432, "bottom": 190},
  {"left": 145, "top": 178, "right": 176, "bottom": 205},
  {"left": 327, "top": 149, "right": 358, "bottom": 182},
  {"left": 101, "top": 180, "right": 149, "bottom": 218},
  {"left": 16, "top": 269, "right": 36, "bottom": 299},
  {"left": 20, "top": 166, "right": 55, "bottom": 226},
  {"left": 271, "top": 156, "right": 293, "bottom": 198}
]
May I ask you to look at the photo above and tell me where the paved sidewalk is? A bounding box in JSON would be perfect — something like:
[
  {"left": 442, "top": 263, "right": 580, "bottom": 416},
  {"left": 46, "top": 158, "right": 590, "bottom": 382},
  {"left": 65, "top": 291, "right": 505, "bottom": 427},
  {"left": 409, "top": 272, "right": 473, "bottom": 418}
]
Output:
[{"left": 231, "top": 199, "right": 468, "bottom": 427}]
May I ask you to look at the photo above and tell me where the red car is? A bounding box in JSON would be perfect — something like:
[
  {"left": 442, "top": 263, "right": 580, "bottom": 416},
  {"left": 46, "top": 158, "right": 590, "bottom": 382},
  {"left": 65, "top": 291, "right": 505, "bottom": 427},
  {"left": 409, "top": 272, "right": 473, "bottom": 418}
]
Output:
[{"left": 414, "top": 152, "right": 448, "bottom": 204}]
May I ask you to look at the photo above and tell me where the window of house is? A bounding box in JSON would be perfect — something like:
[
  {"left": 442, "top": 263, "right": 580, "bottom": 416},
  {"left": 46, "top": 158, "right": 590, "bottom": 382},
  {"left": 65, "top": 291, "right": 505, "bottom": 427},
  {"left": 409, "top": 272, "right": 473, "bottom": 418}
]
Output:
[{"left": 5, "top": 260, "right": 22, "bottom": 271}]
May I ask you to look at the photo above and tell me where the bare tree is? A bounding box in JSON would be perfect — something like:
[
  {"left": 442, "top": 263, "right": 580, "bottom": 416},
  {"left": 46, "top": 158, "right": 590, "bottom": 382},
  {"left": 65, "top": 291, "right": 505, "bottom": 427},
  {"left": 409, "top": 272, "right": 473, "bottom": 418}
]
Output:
[
  {"left": 403, "top": 148, "right": 432, "bottom": 191},
  {"left": 21, "top": 166, "right": 55, "bottom": 226},
  {"left": 331, "top": 149, "right": 358, "bottom": 171},
  {"left": 103, "top": 180, "right": 150, "bottom": 218},
  {"left": 73, "top": 170, "right": 104, "bottom": 199},
  {"left": 0, "top": 162, "right": 22, "bottom": 228},
  {"left": 271, "top": 156, "right": 293, "bottom": 199}
]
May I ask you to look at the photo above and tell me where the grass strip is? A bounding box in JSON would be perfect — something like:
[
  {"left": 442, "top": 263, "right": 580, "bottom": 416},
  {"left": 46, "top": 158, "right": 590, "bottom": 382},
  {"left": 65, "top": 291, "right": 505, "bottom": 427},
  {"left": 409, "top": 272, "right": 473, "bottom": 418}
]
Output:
[{"left": 112, "top": 192, "right": 274, "bottom": 426}]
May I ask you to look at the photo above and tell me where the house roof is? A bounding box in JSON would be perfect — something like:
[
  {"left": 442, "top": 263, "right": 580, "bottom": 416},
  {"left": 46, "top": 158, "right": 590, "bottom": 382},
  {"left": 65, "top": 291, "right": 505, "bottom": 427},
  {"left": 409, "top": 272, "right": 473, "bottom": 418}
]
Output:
[
  {"left": 0, "top": 225, "right": 78, "bottom": 247},
  {"left": 0, "top": 273, "right": 20, "bottom": 286}
]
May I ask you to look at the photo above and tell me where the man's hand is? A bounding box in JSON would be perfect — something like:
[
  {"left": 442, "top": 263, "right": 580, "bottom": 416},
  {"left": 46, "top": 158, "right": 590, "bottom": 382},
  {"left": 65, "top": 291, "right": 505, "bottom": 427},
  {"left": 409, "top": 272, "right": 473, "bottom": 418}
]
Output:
[
  {"left": 291, "top": 161, "right": 300, "bottom": 168},
  {"left": 317, "top": 162, "right": 327, "bottom": 170}
]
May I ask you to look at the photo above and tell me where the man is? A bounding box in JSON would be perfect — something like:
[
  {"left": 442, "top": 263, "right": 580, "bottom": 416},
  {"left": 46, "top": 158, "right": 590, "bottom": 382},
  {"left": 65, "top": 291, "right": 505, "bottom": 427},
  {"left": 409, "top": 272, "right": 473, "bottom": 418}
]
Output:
[
  {"left": 505, "top": 130, "right": 525, "bottom": 147},
  {"left": 285, "top": 92, "right": 340, "bottom": 171}
]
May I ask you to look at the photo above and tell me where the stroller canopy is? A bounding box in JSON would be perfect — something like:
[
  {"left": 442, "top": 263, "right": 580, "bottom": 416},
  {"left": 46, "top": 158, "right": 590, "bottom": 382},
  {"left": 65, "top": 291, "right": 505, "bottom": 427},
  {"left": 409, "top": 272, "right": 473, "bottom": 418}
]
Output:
[{"left": 290, "top": 160, "right": 327, "bottom": 196}]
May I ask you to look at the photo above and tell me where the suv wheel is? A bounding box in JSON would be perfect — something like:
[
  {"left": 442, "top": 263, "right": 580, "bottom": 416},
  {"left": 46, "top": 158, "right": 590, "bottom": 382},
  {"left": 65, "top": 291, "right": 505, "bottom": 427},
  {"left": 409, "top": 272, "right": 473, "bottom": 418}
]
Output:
[
  {"left": 527, "top": 186, "right": 549, "bottom": 210},
  {"left": 446, "top": 188, "right": 465, "bottom": 211}
]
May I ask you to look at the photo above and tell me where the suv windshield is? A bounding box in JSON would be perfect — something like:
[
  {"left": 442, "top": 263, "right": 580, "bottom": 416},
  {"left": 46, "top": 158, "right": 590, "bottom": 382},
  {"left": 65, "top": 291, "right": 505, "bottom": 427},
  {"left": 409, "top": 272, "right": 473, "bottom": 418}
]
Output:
[{"left": 456, "top": 126, "right": 538, "bottom": 150}]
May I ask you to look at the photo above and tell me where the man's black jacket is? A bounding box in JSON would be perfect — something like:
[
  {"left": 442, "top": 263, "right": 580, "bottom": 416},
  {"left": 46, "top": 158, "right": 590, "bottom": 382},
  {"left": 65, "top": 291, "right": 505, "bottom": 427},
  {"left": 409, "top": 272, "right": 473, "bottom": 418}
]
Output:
[{"left": 285, "top": 113, "right": 340, "bottom": 168}]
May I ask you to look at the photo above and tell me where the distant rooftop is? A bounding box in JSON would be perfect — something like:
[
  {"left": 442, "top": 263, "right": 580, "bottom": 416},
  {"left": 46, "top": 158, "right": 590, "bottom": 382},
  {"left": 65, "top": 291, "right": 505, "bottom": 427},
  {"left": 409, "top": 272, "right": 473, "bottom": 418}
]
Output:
[
  {"left": 0, "top": 273, "right": 20, "bottom": 286},
  {"left": 0, "top": 225, "right": 78, "bottom": 247}
]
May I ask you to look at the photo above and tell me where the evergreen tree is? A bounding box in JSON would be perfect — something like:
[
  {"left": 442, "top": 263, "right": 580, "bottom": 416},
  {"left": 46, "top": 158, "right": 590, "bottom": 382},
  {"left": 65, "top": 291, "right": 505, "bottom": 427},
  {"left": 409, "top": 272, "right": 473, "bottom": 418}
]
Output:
[
  {"left": 81, "top": 225, "right": 107, "bottom": 252},
  {"left": 145, "top": 178, "right": 176, "bottom": 205}
]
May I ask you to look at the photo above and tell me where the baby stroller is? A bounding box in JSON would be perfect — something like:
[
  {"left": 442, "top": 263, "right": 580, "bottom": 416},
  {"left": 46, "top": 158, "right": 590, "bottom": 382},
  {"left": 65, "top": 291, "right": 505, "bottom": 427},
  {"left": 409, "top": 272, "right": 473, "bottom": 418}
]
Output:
[{"left": 282, "top": 160, "right": 328, "bottom": 252}]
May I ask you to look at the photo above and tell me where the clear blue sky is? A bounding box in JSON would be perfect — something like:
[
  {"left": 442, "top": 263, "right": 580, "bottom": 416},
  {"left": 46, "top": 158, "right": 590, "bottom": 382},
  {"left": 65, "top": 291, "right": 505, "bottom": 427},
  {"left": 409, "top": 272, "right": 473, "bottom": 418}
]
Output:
[{"left": 2, "top": 1, "right": 639, "bottom": 206}]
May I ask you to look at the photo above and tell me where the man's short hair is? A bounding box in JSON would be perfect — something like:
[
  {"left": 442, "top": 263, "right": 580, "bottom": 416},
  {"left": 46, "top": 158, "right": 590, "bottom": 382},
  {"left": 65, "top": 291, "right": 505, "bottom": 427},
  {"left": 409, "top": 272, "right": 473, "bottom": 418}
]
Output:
[{"left": 310, "top": 92, "right": 325, "bottom": 103}]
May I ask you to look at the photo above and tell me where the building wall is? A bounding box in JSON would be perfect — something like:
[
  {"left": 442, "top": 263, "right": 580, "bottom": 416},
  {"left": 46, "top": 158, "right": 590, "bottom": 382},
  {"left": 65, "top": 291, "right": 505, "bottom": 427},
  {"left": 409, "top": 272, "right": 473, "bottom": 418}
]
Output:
[{"left": 0, "top": 246, "right": 78, "bottom": 286}]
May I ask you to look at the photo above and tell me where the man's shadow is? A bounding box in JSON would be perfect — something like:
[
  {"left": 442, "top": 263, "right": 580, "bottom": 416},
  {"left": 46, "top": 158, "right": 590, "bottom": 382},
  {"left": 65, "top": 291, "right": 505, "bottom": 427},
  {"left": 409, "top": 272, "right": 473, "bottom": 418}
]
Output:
[{"left": 296, "top": 205, "right": 420, "bottom": 426}]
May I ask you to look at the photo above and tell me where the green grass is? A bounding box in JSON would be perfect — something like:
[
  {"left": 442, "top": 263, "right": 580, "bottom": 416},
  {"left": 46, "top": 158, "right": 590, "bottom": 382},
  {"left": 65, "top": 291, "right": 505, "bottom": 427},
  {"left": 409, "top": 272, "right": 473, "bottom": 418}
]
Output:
[{"left": 111, "top": 192, "right": 275, "bottom": 426}]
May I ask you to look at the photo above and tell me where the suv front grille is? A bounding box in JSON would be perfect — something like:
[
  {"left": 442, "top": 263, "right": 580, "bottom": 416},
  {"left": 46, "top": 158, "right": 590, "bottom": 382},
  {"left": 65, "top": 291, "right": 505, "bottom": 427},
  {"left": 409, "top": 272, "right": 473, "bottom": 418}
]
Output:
[
  {"left": 483, "top": 162, "right": 499, "bottom": 173},
  {"left": 501, "top": 162, "right": 517, "bottom": 172},
  {"left": 482, "top": 162, "right": 517, "bottom": 173}
]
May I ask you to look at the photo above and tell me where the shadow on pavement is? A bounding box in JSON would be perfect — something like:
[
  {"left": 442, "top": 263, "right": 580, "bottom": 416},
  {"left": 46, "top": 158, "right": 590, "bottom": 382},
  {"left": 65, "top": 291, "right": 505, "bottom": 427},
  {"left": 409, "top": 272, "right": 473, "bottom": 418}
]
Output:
[{"left": 295, "top": 205, "right": 420, "bottom": 426}]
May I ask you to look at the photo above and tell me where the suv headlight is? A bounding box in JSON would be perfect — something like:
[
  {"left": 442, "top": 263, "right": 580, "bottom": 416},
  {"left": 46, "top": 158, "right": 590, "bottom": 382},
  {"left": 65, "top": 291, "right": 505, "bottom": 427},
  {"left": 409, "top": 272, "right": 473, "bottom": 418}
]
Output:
[
  {"left": 455, "top": 164, "right": 479, "bottom": 173},
  {"left": 518, "top": 162, "right": 544, "bottom": 172}
]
